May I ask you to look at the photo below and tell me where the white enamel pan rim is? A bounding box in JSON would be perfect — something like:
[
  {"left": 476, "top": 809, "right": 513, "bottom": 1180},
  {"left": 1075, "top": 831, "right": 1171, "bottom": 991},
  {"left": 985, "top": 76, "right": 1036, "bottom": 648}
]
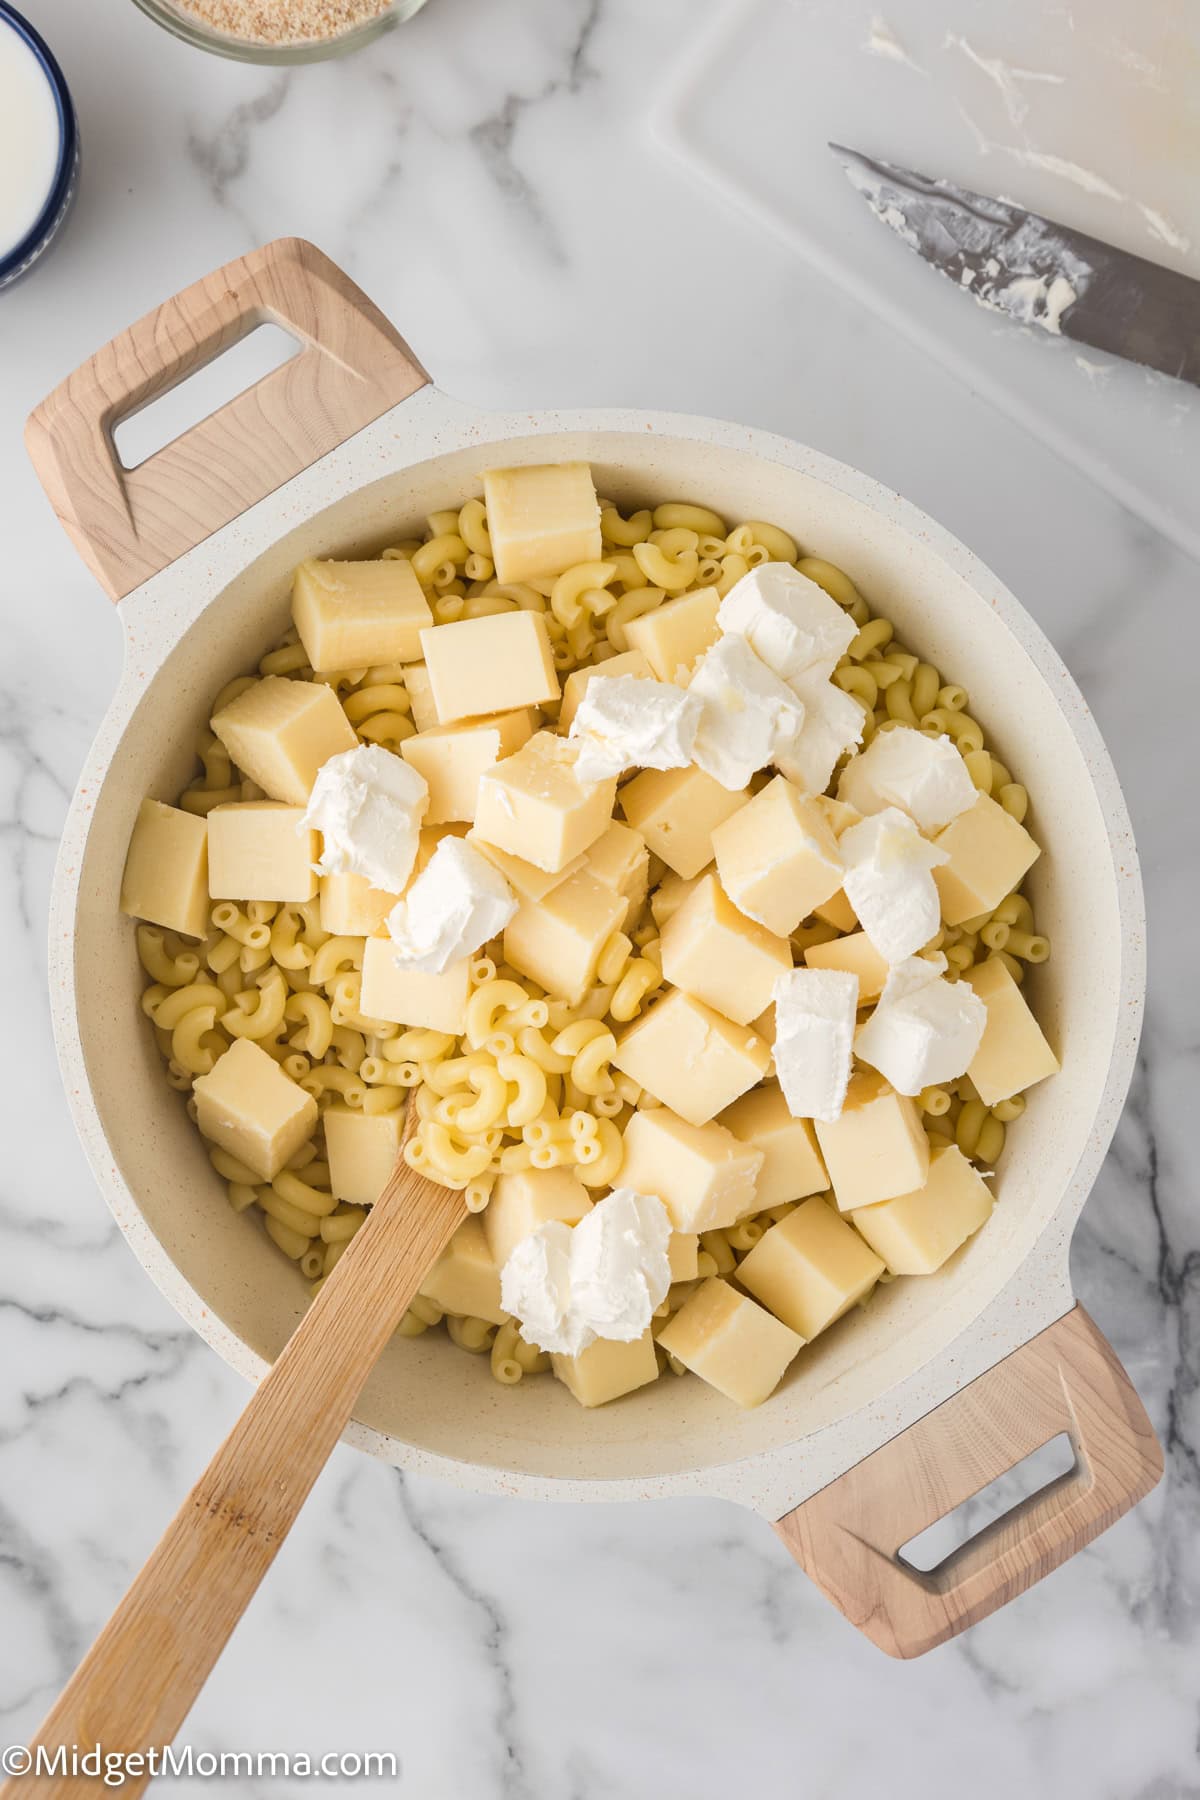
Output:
[{"left": 48, "top": 387, "right": 1145, "bottom": 1516}]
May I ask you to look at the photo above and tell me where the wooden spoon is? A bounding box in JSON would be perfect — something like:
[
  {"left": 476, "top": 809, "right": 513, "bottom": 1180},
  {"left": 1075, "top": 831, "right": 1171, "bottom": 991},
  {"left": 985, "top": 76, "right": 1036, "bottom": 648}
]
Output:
[{"left": 7, "top": 1115, "right": 465, "bottom": 1798}]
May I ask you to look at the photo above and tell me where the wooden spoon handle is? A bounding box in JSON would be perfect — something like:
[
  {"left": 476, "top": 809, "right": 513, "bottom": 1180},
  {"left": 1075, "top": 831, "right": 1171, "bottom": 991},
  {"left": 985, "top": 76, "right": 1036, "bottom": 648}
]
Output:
[
  {"left": 6, "top": 1158, "right": 465, "bottom": 1798},
  {"left": 773, "top": 1305, "right": 1162, "bottom": 1658},
  {"left": 25, "top": 237, "right": 429, "bottom": 602}
]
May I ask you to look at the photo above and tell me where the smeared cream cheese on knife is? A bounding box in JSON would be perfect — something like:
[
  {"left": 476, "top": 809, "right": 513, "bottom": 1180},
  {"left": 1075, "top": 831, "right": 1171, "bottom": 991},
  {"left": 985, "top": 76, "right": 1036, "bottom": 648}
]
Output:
[{"left": 830, "top": 143, "right": 1200, "bottom": 386}]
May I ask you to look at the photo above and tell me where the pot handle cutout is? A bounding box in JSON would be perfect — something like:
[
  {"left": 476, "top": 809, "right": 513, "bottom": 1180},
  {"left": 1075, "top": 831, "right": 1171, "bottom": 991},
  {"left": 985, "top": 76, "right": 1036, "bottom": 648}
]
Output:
[
  {"left": 773, "top": 1305, "right": 1162, "bottom": 1658},
  {"left": 25, "top": 238, "right": 429, "bottom": 602}
]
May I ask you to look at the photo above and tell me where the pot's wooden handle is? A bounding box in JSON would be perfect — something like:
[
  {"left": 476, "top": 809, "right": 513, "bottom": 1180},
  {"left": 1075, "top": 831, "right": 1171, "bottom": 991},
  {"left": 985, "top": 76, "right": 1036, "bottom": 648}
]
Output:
[
  {"left": 25, "top": 237, "right": 429, "bottom": 603},
  {"left": 3, "top": 1142, "right": 465, "bottom": 1799},
  {"left": 774, "top": 1305, "right": 1162, "bottom": 1658}
]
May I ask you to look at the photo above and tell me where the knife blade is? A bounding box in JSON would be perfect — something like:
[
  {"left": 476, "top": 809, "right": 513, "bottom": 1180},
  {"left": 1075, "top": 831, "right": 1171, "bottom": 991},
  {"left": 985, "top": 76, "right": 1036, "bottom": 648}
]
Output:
[{"left": 830, "top": 143, "right": 1200, "bottom": 389}]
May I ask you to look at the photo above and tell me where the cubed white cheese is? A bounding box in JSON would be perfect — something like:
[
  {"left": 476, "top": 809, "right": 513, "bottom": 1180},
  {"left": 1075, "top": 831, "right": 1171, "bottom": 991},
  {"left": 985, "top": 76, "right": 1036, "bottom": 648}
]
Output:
[
  {"left": 386, "top": 837, "right": 517, "bottom": 973},
  {"left": 300, "top": 744, "right": 428, "bottom": 893},
  {"left": 774, "top": 668, "right": 866, "bottom": 797},
  {"left": 568, "top": 674, "right": 701, "bottom": 781},
  {"left": 772, "top": 967, "right": 859, "bottom": 1122},
  {"left": 688, "top": 635, "right": 805, "bottom": 791},
  {"left": 840, "top": 806, "right": 948, "bottom": 964},
  {"left": 717, "top": 564, "right": 856, "bottom": 680},
  {"left": 837, "top": 727, "right": 977, "bottom": 833},
  {"left": 854, "top": 953, "right": 988, "bottom": 1094}
]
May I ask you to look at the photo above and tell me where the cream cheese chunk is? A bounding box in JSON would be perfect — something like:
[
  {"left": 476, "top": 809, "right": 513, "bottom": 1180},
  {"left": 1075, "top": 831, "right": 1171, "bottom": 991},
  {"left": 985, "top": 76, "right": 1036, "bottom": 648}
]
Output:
[
  {"left": 568, "top": 673, "right": 701, "bottom": 782},
  {"left": 853, "top": 953, "right": 987, "bottom": 1095},
  {"left": 717, "top": 563, "right": 856, "bottom": 680},
  {"left": 499, "top": 1189, "right": 671, "bottom": 1356},
  {"left": 837, "top": 727, "right": 976, "bottom": 833},
  {"left": 774, "top": 667, "right": 866, "bottom": 797},
  {"left": 300, "top": 743, "right": 429, "bottom": 894},
  {"left": 688, "top": 634, "right": 805, "bottom": 790},
  {"left": 772, "top": 967, "right": 860, "bottom": 1123},
  {"left": 839, "top": 806, "right": 948, "bottom": 964},
  {"left": 386, "top": 837, "right": 517, "bottom": 974}
]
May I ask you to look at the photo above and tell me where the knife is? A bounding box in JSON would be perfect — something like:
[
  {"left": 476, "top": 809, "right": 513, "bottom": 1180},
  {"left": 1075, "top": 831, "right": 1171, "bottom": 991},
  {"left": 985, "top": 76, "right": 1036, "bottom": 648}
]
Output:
[{"left": 830, "top": 143, "right": 1200, "bottom": 389}]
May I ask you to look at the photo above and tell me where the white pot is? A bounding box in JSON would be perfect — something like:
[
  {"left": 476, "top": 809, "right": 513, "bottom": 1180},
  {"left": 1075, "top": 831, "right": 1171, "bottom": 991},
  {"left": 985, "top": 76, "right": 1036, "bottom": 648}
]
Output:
[{"left": 31, "top": 240, "right": 1161, "bottom": 1657}]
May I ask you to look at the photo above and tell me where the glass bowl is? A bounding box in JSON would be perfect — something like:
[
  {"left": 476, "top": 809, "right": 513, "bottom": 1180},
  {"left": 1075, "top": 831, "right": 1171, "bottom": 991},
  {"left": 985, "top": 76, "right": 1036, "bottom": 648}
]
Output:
[{"left": 129, "top": 0, "right": 430, "bottom": 64}]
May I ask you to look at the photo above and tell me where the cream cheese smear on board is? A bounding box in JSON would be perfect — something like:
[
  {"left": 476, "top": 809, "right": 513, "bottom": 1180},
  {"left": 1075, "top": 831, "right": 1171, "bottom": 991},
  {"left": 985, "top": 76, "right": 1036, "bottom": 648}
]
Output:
[{"left": 0, "top": 18, "right": 60, "bottom": 257}]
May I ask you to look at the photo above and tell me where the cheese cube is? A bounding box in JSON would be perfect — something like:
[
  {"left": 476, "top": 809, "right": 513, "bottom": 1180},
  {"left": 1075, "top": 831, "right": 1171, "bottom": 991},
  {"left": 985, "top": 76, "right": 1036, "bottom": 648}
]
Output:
[
  {"left": 813, "top": 1070, "right": 929, "bottom": 1212},
  {"left": 193, "top": 1038, "right": 317, "bottom": 1181},
  {"left": 751, "top": 1002, "right": 776, "bottom": 1051},
  {"left": 851, "top": 1144, "right": 994, "bottom": 1275},
  {"left": 551, "top": 1327, "right": 659, "bottom": 1407},
  {"left": 649, "top": 865, "right": 710, "bottom": 927},
  {"left": 617, "top": 1107, "right": 763, "bottom": 1232},
  {"left": 964, "top": 957, "right": 1060, "bottom": 1104},
  {"left": 719, "top": 1079, "right": 828, "bottom": 1207},
  {"left": 120, "top": 798, "right": 210, "bottom": 938},
  {"left": 558, "top": 648, "right": 651, "bottom": 733},
  {"left": 624, "top": 588, "right": 721, "bottom": 680},
  {"left": 291, "top": 557, "right": 433, "bottom": 672},
  {"left": 503, "top": 870, "right": 626, "bottom": 1006},
  {"left": 660, "top": 873, "right": 792, "bottom": 1027},
  {"left": 658, "top": 1278, "right": 802, "bottom": 1408},
  {"left": 400, "top": 709, "right": 536, "bottom": 824},
  {"left": 667, "top": 1232, "right": 700, "bottom": 1281},
  {"left": 483, "top": 1167, "right": 594, "bottom": 1271},
  {"left": 420, "top": 612, "right": 559, "bottom": 725},
  {"left": 324, "top": 1105, "right": 403, "bottom": 1206},
  {"left": 815, "top": 796, "right": 863, "bottom": 837},
  {"left": 711, "top": 775, "right": 843, "bottom": 937},
  {"left": 483, "top": 462, "right": 602, "bottom": 585},
  {"left": 579, "top": 821, "right": 649, "bottom": 928},
  {"left": 467, "top": 832, "right": 581, "bottom": 902},
  {"left": 738, "top": 1196, "right": 884, "bottom": 1338},
  {"left": 613, "top": 990, "right": 771, "bottom": 1126},
  {"left": 403, "top": 662, "right": 441, "bottom": 733},
  {"left": 319, "top": 870, "right": 399, "bottom": 937},
  {"left": 476, "top": 732, "right": 616, "bottom": 874},
  {"left": 359, "top": 934, "right": 470, "bottom": 1032},
  {"left": 933, "top": 792, "right": 1041, "bottom": 925},
  {"left": 813, "top": 890, "right": 858, "bottom": 932},
  {"left": 803, "top": 929, "right": 889, "bottom": 1002},
  {"left": 620, "top": 764, "right": 748, "bottom": 879},
  {"left": 419, "top": 1214, "right": 507, "bottom": 1325},
  {"left": 207, "top": 802, "right": 318, "bottom": 902},
  {"left": 211, "top": 676, "right": 357, "bottom": 805}
]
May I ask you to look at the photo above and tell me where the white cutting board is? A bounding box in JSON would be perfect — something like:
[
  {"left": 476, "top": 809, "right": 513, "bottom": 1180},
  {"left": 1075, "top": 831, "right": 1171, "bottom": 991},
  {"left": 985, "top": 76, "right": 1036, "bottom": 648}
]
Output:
[{"left": 654, "top": 0, "right": 1200, "bottom": 558}]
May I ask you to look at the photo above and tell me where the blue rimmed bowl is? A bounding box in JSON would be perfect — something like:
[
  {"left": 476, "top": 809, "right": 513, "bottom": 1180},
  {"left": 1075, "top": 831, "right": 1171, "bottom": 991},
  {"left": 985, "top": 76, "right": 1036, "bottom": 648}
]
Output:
[{"left": 0, "top": 3, "right": 79, "bottom": 290}]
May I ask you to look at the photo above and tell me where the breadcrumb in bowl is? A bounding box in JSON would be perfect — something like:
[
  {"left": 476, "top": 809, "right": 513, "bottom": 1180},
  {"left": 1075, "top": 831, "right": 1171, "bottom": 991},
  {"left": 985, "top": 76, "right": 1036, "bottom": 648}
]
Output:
[{"left": 129, "top": 0, "right": 429, "bottom": 63}]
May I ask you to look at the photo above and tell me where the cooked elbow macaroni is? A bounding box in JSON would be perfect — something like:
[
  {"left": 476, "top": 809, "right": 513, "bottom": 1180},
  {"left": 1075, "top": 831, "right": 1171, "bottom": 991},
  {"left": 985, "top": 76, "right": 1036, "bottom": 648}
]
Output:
[{"left": 127, "top": 472, "right": 1056, "bottom": 1410}]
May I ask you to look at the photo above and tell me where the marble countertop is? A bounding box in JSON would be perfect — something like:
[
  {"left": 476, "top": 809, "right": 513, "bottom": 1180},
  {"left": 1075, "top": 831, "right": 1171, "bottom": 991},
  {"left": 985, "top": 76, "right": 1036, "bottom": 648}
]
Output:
[{"left": 2, "top": 0, "right": 1197, "bottom": 1794}]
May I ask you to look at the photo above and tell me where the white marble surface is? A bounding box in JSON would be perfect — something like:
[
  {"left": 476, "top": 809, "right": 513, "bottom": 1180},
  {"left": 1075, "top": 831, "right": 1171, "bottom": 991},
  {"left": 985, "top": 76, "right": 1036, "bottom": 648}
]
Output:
[{"left": 2, "top": 0, "right": 1198, "bottom": 1794}]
